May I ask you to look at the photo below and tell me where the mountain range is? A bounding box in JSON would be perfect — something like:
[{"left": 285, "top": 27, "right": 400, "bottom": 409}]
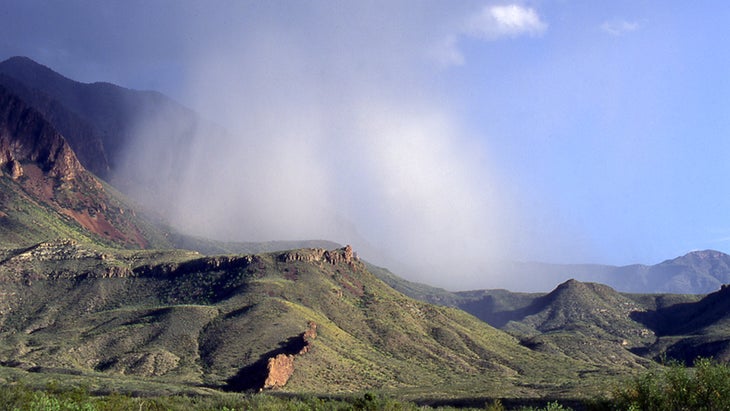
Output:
[
  {"left": 2, "top": 56, "right": 730, "bottom": 404},
  {"left": 477, "top": 251, "right": 730, "bottom": 294}
]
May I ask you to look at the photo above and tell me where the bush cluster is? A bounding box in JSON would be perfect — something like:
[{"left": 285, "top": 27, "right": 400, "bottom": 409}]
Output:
[
  {"left": 613, "top": 357, "right": 730, "bottom": 411},
  {"left": 0, "top": 385, "right": 579, "bottom": 411}
]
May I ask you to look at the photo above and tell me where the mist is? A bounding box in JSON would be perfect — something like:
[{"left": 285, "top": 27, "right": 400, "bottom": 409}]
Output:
[
  {"left": 5, "top": 1, "right": 730, "bottom": 291},
  {"left": 115, "top": 2, "right": 530, "bottom": 290}
]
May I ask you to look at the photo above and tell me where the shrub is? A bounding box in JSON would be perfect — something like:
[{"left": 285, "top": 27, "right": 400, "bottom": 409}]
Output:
[{"left": 613, "top": 357, "right": 730, "bottom": 410}]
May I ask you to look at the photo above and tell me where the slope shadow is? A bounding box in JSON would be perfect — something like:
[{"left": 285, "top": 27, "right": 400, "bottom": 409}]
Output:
[
  {"left": 630, "top": 287, "right": 730, "bottom": 336},
  {"left": 224, "top": 333, "right": 307, "bottom": 392},
  {"left": 459, "top": 293, "right": 553, "bottom": 329}
]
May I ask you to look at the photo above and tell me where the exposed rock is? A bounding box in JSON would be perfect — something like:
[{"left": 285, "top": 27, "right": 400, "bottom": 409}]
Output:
[
  {"left": 132, "top": 254, "right": 250, "bottom": 279},
  {"left": 100, "top": 265, "right": 133, "bottom": 278},
  {"left": 7, "top": 159, "right": 21, "bottom": 179},
  {"left": 263, "top": 354, "right": 295, "bottom": 389},
  {"left": 278, "top": 245, "right": 357, "bottom": 266},
  {"left": 278, "top": 248, "right": 327, "bottom": 263},
  {"left": 0, "top": 85, "right": 84, "bottom": 181},
  {"left": 300, "top": 321, "right": 318, "bottom": 354},
  {"left": 9, "top": 239, "right": 99, "bottom": 262},
  {"left": 261, "top": 321, "right": 318, "bottom": 390},
  {"left": 324, "top": 245, "right": 355, "bottom": 265}
]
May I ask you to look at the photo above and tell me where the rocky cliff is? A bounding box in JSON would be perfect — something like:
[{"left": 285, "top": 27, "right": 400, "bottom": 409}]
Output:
[
  {"left": 0, "top": 85, "right": 83, "bottom": 181},
  {"left": 0, "top": 85, "right": 165, "bottom": 248}
]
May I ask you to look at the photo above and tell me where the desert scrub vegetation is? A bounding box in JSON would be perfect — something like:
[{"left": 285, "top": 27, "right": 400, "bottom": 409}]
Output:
[
  {"left": 0, "top": 385, "right": 583, "bottom": 411},
  {"left": 613, "top": 357, "right": 730, "bottom": 410}
]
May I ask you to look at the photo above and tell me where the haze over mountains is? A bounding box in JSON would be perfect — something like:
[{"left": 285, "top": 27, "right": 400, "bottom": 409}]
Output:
[
  {"left": 480, "top": 249, "right": 730, "bottom": 294},
  {"left": 0, "top": 55, "right": 514, "bottom": 291},
  {"left": 4, "top": 56, "right": 730, "bottom": 405},
  {"left": 2, "top": 56, "right": 730, "bottom": 294}
]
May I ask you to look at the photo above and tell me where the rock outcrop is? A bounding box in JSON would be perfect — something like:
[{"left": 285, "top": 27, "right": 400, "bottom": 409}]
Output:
[
  {"left": 262, "top": 321, "right": 318, "bottom": 390},
  {"left": 263, "top": 354, "right": 295, "bottom": 389},
  {"left": 0, "top": 85, "right": 83, "bottom": 181},
  {"left": 278, "top": 245, "right": 356, "bottom": 265},
  {"left": 299, "top": 321, "right": 317, "bottom": 354}
]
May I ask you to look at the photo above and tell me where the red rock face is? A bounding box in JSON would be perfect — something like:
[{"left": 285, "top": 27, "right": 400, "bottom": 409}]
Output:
[
  {"left": 299, "top": 321, "right": 318, "bottom": 355},
  {"left": 0, "top": 85, "right": 149, "bottom": 247},
  {"left": 0, "top": 86, "right": 84, "bottom": 181},
  {"left": 263, "top": 354, "right": 295, "bottom": 389},
  {"left": 262, "top": 321, "right": 318, "bottom": 390}
]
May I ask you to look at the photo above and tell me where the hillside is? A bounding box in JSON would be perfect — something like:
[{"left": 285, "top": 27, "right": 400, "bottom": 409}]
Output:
[
  {"left": 0, "top": 84, "right": 174, "bottom": 249},
  {"left": 0, "top": 243, "right": 620, "bottom": 400},
  {"left": 630, "top": 285, "right": 730, "bottom": 364},
  {"left": 448, "top": 280, "right": 655, "bottom": 368},
  {"left": 442, "top": 279, "right": 730, "bottom": 367},
  {"left": 0, "top": 56, "right": 209, "bottom": 215},
  {"left": 0, "top": 57, "right": 197, "bottom": 178},
  {"left": 369, "top": 261, "right": 730, "bottom": 367}
]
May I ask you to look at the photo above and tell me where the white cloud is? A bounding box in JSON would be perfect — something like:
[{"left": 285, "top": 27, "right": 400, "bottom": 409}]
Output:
[
  {"left": 465, "top": 4, "right": 548, "bottom": 40},
  {"left": 431, "top": 3, "right": 547, "bottom": 67},
  {"left": 601, "top": 19, "right": 640, "bottom": 36}
]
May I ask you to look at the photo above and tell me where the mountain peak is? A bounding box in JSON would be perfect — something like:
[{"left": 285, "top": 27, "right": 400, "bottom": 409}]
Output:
[
  {"left": 0, "top": 56, "right": 75, "bottom": 86},
  {"left": 663, "top": 249, "right": 730, "bottom": 267},
  {"left": 681, "top": 249, "right": 729, "bottom": 259},
  {"left": 2, "top": 56, "right": 40, "bottom": 66},
  {"left": 552, "top": 278, "right": 588, "bottom": 293}
]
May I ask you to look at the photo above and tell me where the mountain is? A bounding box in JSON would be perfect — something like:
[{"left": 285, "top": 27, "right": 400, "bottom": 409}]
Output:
[
  {"left": 631, "top": 285, "right": 730, "bottom": 364},
  {"left": 455, "top": 280, "right": 656, "bottom": 368},
  {"left": 9, "top": 55, "right": 730, "bottom": 295},
  {"left": 631, "top": 250, "right": 730, "bottom": 293},
  {"left": 0, "top": 56, "right": 205, "bottom": 212},
  {"left": 0, "top": 83, "right": 174, "bottom": 249},
  {"left": 0, "top": 57, "right": 340, "bottom": 257},
  {"left": 434, "top": 278, "right": 730, "bottom": 367},
  {"left": 0, "top": 243, "right": 620, "bottom": 399},
  {"left": 0, "top": 70, "right": 110, "bottom": 178},
  {"left": 447, "top": 251, "right": 730, "bottom": 294}
]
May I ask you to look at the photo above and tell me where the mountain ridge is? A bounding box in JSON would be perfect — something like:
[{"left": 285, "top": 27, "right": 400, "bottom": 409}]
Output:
[
  {"left": 0, "top": 83, "right": 168, "bottom": 249},
  {"left": 0, "top": 242, "right": 617, "bottom": 399},
  {"left": 0, "top": 56, "right": 203, "bottom": 213}
]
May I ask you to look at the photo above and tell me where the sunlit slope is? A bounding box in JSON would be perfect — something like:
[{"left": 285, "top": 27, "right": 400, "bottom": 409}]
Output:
[
  {"left": 0, "top": 243, "right": 617, "bottom": 399},
  {"left": 496, "top": 280, "right": 655, "bottom": 368}
]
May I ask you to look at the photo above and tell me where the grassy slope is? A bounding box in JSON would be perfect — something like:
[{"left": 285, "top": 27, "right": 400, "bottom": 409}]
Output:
[
  {"left": 0, "top": 244, "right": 623, "bottom": 400},
  {"left": 377, "top": 269, "right": 730, "bottom": 370},
  {"left": 0, "top": 177, "right": 99, "bottom": 248}
]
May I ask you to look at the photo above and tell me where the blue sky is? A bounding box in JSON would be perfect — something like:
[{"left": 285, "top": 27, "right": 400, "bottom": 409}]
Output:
[{"left": 2, "top": 1, "right": 729, "bottom": 289}]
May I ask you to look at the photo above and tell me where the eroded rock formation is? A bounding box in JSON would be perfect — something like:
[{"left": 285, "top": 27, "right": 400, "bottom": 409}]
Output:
[
  {"left": 263, "top": 354, "right": 295, "bottom": 389},
  {"left": 262, "top": 321, "right": 318, "bottom": 390},
  {"left": 278, "top": 245, "right": 356, "bottom": 265}
]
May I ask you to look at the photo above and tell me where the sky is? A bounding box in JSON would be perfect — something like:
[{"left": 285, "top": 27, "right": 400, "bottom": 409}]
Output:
[{"left": 2, "top": 1, "right": 730, "bottom": 290}]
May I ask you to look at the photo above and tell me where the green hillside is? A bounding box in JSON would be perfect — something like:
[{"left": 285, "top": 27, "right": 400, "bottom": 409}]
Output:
[{"left": 0, "top": 242, "right": 628, "bottom": 401}]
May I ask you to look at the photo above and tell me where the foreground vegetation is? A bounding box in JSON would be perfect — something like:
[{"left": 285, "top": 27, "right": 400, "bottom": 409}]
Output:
[
  {"left": 0, "top": 385, "right": 579, "bottom": 411},
  {"left": 613, "top": 358, "right": 730, "bottom": 410},
  {"left": 5, "top": 358, "right": 730, "bottom": 410}
]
